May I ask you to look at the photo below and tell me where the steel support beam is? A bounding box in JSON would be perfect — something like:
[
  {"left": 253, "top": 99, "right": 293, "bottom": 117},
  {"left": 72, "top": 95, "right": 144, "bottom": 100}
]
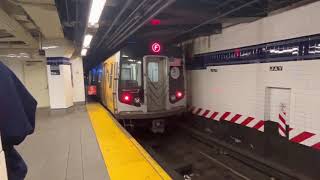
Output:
[{"left": 0, "top": 8, "right": 38, "bottom": 48}]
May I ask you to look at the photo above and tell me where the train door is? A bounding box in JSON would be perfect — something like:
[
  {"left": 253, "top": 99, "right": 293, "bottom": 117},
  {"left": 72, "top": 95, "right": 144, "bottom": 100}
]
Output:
[
  {"left": 101, "top": 63, "right": 107, "bottom": 106},
  {"left": 144, "top": 56, "right": 168, "bottom": 112},
  {"left": 265, "top": 87, "right": 291, "bottom": 137},
  {"left": 106, "top": 62, "right": 115, "bottom": 113}
]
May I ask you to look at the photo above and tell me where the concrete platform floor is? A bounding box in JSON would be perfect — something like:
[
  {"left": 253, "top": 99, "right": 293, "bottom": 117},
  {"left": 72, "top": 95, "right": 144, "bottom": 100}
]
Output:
[{"left": 17, "top": 105, "right": 110, "bottom": 180}]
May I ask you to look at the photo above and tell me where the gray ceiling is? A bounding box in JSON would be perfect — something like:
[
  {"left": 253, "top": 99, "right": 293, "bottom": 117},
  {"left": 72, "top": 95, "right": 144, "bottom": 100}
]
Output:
[{"left": 55, "top": 0, "right": 311, "bottom": 71}]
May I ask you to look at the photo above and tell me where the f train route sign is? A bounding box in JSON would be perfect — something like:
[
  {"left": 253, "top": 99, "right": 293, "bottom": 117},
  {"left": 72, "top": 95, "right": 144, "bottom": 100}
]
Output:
[{"left": 151, "top": 42, "right": 161, "bottom": 53}]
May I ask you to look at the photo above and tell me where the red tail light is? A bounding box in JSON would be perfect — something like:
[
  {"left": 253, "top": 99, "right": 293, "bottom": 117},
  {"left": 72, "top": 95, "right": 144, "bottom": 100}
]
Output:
[
  {"left": 87, "top": 85, "right": 97, "bottom": 96},
  {"left": 176, "top": 91, "right": 184, "bottom": 99},
  {"left": 121, "top": 93, "right": 132, "bottom": 104}
]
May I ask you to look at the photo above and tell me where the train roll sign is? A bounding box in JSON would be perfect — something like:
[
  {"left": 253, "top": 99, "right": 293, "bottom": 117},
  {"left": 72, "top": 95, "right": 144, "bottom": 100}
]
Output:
[{"left": 151, "top": 42, "right": 161, "bottom": 53}]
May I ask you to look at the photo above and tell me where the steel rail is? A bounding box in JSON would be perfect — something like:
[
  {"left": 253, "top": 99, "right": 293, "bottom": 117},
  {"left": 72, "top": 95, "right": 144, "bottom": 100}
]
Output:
[{"left": 178, "top": 124, "right": 312, "bottom": 180}]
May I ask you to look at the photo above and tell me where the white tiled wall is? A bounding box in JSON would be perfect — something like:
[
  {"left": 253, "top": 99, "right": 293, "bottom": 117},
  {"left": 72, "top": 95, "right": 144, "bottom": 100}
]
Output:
[
  {"left": 0, "top": 59, "right": 50, "bottom": 108},
  {"left": 0, "top": 136, "right": 8, "bottom": 180},
  {"left": 71, "top": 57, "right": 86, "bottom": 103},
  {"left": 190, "top": 59, "right": 320, "bottom": 136},
  {"left": 192, "top": 1, "right": 320, "bottom": 54},
  {"left": 188, "top": 1, "right": 320, "bottom": 136}
]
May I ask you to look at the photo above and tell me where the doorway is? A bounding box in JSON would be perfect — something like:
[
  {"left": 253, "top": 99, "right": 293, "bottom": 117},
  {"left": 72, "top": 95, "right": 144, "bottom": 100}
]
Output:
[
  {"left": 265, "top": 87, "right": 291, "bottom": 136},
  {"left": 144, "top": 56, "right": 167, "bottom": 112},
  {"left": 24, "top": 61, "right": 50, "bottom": 108}
]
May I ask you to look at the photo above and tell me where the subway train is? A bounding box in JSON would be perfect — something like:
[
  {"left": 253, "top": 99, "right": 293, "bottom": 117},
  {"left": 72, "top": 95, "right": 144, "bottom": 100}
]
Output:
[{"left": 88, "top": 42, "right": 186, "bottom": 132}]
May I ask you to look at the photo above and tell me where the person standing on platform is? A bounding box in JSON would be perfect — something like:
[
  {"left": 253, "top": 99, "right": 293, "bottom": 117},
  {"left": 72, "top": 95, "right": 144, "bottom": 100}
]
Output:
[{"left": 0, "top": 62, "right": 37, "bottom": 180}]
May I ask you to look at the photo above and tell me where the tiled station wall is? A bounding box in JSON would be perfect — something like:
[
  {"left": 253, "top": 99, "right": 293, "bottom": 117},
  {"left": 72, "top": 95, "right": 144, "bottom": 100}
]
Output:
[
  {"left": 0, "top": 57, "right": 85, "bottom": 108},
  {"left": 188, "top": 1, "right": 320, "bottom": 145}
]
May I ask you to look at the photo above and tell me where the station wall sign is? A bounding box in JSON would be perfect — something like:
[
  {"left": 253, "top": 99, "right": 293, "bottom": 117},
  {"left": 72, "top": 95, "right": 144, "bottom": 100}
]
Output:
[
  {"left": 50, "top": 65, "right": 60, "bottom": 75},
  {"left": 270, "top": 66, "right": 283, "bottom": 71}
]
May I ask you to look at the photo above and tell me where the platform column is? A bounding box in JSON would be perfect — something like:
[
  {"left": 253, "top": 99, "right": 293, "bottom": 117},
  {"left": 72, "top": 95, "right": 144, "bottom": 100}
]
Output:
[
  {"left": 46, "top": 57, "right": 74, "bottom": 109},
  {"left": 70, "top": 56, "right": 86, "bottom": 105},
  {"left": 45, "top": 46, "right": 74, "bottom": 109}
]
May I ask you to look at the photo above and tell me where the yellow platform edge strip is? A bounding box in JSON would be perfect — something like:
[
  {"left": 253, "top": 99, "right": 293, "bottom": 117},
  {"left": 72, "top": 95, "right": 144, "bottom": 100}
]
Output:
[{"left": 86, "top": 103, "right": 172, "bottom": 180}]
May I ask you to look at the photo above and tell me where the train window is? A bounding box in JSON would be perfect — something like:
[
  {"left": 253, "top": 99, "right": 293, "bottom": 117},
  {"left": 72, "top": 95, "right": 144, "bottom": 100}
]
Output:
[
  {"left": 98, "top": 70, "right": 102, "bottom": 83},
  {"left": 109, "top": 64, "right": 113, "bottom": 88},
  {"left": 147, "top": 62, "right": 159, "bottom": 82},
  {"left": 119, "top": 58, "right": 142, "bottom": 89},
  {"left": 88, "top": 71, "right": 92, "bottom": 85}
]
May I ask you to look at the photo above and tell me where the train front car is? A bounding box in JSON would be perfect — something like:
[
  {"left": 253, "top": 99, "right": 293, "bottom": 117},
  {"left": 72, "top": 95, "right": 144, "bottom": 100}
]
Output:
[{"left": 103, "top": 43, "right": 186, "bottom": 132}]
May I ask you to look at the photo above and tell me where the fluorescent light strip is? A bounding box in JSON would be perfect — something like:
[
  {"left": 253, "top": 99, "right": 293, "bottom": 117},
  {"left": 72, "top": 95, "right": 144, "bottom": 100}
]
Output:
[
  {"left": 83, "top": 34, "right": 93, "bottom": 48},
  {"left": 81, "top": 49, "right": 88, "bottom": 56},
  {"left": 88, "top": 0, "right": 107, "bottom": 27}
]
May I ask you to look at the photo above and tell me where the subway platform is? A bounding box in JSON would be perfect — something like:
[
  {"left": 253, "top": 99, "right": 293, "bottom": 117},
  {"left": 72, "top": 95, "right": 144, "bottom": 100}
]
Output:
[{"left": 17, "top": 103, "right": 170, "bottom": 180}]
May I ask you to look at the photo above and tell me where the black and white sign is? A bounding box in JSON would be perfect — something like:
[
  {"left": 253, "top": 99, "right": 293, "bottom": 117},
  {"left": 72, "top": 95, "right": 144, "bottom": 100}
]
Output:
[
  {"left": 210, "top": 68, "right": 218, "bottom": 72},
  {"left": 170, "top": 67, "right": 180, "bottom": 79},
  {"left": 270, "top": 66, "right": 283, "bottom": 71},
  {"left": 50, "top": 65, "right": 60, "bottom": 75}
]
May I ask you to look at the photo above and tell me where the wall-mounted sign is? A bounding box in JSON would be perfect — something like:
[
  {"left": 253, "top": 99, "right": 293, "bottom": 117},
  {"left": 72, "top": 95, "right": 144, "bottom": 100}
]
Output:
[
  {"left": 50, "top": 65, "right": 60, "bottom": 75},
  {"left": 270, "top": 66, "right": 283, "bottom": 71},
  {"left": 210, "top": 68, "right": 218, "bottom": 72}
]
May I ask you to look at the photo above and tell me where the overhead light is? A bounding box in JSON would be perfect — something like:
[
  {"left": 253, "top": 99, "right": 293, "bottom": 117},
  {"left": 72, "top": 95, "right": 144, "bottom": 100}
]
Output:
[
  {"left": 83, "top": 34, "right": 93, "bottom": 48},
  {"left": 7, "top": 54, "right": 17, "bottom": 58},
  {"left": 88, "top": 0, "right": 107, "bottom": 27},
  {"left": 81, "top": 49, "right": 88, "bottom": 56},
  {"left": 42, "top": 46, "right": 59, "bottom": 50}
]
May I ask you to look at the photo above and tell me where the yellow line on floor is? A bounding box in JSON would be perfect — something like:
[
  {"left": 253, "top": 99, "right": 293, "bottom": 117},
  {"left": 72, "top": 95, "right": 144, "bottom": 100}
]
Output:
[{"left": 86, "top": 103, "right": 172, "bottom": 180}]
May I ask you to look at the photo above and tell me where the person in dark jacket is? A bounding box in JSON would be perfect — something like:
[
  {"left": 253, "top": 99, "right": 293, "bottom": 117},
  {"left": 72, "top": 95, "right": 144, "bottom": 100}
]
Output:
[{"left": 0, "top": 62, "right": 37, "bottom": 180}]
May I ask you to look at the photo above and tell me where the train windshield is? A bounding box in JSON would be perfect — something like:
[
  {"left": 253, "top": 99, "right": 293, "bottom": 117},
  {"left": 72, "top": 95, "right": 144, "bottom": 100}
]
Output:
[{"left": 119, "top": 58, "right": 142, "bottom": 89}]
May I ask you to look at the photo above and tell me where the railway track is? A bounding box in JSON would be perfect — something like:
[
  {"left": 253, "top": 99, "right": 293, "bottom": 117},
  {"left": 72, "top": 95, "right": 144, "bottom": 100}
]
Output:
[{"left": 132, "top": 123, "right": 291, "bottom": 180}]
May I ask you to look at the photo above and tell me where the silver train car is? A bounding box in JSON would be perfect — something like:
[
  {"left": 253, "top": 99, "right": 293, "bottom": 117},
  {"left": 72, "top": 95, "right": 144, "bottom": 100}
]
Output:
[{"left": 88, "top": 43, "right": 186, "bottom": 132}]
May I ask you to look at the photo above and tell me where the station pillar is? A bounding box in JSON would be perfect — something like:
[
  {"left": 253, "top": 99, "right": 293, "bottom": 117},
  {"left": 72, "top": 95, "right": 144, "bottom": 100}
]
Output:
[{"left": 45, "top": 47, "right": 74, "bottom": 109}]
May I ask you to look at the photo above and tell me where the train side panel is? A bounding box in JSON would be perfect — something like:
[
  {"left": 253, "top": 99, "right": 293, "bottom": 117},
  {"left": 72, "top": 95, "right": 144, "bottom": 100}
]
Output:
[{"left": 101, "top": 52, "right": 120, "bottom": 114}]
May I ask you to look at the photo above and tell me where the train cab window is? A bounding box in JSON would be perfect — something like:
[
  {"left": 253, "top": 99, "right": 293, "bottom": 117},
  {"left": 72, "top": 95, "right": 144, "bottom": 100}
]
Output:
[
  {"left": 119, "top": 58, "right": 142, "bottom": 89},
  {"left": 147, "top": 62, "right": 159, "bottom": 82}
]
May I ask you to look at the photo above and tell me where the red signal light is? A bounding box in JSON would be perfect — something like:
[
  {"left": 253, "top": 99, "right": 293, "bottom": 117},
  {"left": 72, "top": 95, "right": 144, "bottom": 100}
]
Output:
[
  {"left": 150, "top": 19, "right": 161, "bottom": 26},
  {"left": 151, "top": 42, "right": 161, "bottom": 53}
]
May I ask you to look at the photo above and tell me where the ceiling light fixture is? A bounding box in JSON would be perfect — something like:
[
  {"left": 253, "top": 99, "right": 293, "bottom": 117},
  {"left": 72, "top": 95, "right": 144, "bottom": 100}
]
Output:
[
  {"left": 42, "top": 46, "right": 59, "bottom": 50},
  {"left": 81, "top": 49, "right": 88, "bottom": 56},
  {"left": 83, "top": 34, "right": 93, "bottom": 48},
  {"left": 88, "top": 0, "right": 107, "bottom": 27}
]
